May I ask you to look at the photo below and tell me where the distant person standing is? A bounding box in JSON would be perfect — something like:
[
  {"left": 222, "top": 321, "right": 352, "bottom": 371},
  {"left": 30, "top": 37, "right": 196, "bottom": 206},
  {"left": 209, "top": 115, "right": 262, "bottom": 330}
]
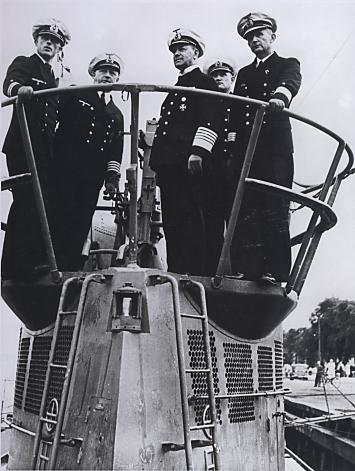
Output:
[
  {"left": 314, "top": 361, "right": 324, "bottom": 387},
  {"left": 2, "top": 18, "right": 71, "bottom": 279},
  {"left": 229, "top": 12, "right": 302, "bottom": 284},
  {"left": 205, "top": 58, "right": 237, "bottom": 273},
  {"left": 326, "top": 358, "right": 336, "bottom": 380},
  {"left": 51, "top": 53, "right": 124, "bottom": 270},
  {"left": 150, "top": 28, "right": 222, "bottom": 275}
]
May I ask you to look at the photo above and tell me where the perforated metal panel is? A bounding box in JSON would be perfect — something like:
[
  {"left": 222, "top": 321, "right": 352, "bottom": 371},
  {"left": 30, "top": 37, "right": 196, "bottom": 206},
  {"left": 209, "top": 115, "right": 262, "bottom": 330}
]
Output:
[
  {"left": 47, "top": 326, "right": 74, "bottom": 408},
  {"left": 274, "top": 340, "right": 283, "bottom": 390},
  {"left": 23, "top": 326, "right": 75, "bottom": 414},
  {"left": 223, "top": 343, "right": 255, "bottom": 423},
  {"left": 187, "top": 330, "right": 222, "bottom": 425},
  {"left": 14, "top": 337, "right": 30, "bottom": 409},
  {"left": 25, "top": 336, "right": 52, "bottom": 413},
  {"left": 257, "top": 346, "right": 273, "bottom": 391}
]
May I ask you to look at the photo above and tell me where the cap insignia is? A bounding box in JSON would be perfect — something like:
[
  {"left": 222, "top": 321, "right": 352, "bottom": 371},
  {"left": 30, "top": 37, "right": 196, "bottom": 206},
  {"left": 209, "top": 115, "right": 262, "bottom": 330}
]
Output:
[
  {"left": 50, "top": 24, "right": 59, "bottom": 33},
  {"left": 106, "top": 54, "right": 115, "bottom": 63},
  {"left": 173, "top": 28, "right": 182, "bottom": 40}
]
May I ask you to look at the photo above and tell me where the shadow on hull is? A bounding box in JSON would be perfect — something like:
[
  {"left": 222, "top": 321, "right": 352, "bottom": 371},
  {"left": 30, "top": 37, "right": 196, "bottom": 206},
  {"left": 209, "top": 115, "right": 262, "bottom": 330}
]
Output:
[{"left": 2, "top": 270, "right": 297, "bottom": 339}]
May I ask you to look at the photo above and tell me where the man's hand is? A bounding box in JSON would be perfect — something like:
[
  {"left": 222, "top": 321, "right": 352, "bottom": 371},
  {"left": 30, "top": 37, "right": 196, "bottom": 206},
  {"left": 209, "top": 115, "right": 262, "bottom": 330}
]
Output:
[
  {"left": 138, "top": 129, "right": 149, "bottom": 150},
  {"left": 17, "top": 86, "right": 34, "bottom": 103},
  {"left": 188, "top": 154, "right": 203, "bottom": 175},
  {"left": 268, "top": 98, "right": 285, "bottom": 112},
  {"left": 104, "top": 171, "right": 120, "bottom": 200}
]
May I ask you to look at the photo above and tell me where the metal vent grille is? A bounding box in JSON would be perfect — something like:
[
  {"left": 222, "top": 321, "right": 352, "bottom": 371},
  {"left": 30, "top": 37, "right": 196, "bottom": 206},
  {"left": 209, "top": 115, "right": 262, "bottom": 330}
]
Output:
[
  {"left": 187, "top": 330, "right": 222, "bottom": 425},
  {"left": 274, "top": 341, "right": 283, "bottom": 390},
  {"left": 25, "top": 336, "right": 52, "bottom": 413},
  {"left": 47, "top": 326, "right": 74, "bottom": 408},
  {"left": 223, "top": 343, "right": 255, "bottom": 423},
  {"left": 257, "top": 346, "right": 273, "bottom": 391},
  {"left": 14, "top": 337, "right": 30, "bottom": 409}
]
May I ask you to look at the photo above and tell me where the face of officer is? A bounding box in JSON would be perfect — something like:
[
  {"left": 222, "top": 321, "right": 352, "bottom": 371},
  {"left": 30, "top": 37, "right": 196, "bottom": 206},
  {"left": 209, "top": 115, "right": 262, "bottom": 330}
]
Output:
[
  {"left": 35, "top": 34, "right": 61, "bottom": 62},
  {"left": 246, "top": 28, "right": 275, "bottom": 59},
  {"left": 211, "top": 70, "right": 234, "bottom": 93},
  {"left": 172, "top": 44, "right": 199, "bottom": 72},
  {"left": 93, "top": 67, "right": 120, "bottom": 84}
]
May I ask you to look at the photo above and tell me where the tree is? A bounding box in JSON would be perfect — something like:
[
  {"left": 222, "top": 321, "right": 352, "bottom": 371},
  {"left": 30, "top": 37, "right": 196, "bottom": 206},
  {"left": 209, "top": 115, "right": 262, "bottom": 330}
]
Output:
[{"left": 284, "top": 297, "right": 355, "bottom": 366}]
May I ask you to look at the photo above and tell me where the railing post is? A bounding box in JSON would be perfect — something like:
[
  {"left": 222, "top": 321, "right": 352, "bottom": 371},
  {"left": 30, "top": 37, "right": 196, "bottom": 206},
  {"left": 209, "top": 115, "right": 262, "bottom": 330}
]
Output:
[
  {"left": 127, "top": 88, "right": 140, "bottom": 267},
  {"left": 287, "top": 141, "right": 345, "bottom": 293},
  {"left": 216, "top": 106, "right": 266, "bottom": 276},
  {"left": 15, "top": 101, "right": 62, "bottom": 283}
]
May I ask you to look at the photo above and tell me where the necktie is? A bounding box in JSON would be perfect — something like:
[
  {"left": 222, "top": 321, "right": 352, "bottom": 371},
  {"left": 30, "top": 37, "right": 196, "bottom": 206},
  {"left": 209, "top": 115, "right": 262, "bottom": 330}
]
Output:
[
  {"left": 45, "top": 63, "right": 55, "bottom": 82},
  {"left": 100, "top": 92, "right": 107, "bottom": 106}
]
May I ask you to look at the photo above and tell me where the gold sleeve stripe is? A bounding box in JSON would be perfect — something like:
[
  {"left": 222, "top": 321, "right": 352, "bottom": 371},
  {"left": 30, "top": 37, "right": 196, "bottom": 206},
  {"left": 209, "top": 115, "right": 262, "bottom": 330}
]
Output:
[{"left": 192, "top": 126, "right": 218, "bottom": 152}]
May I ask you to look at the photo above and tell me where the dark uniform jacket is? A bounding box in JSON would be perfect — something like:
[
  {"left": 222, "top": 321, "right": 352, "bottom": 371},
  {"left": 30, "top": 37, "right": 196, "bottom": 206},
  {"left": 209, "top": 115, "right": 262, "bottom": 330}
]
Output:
[
  {"left": 2, "top": 53, "right": 58, "bottom": 175},
  {"left": 51, "top": 90, "right": 124, "bottom": 270},
  {"left": 232, "top": 52, "right": 301, "bottom": 156},
  {"left": 54, "top": 90, "right": 124, "bottom": 180},
  {"left": 228, "top": 52, "right": 302, "bottom": 281},
  {"left": 212, "top": 100, "right": 236, "bottom": 157},
  {"left": 2, "top": 53, "right": 58, "bottom": 279},
  {"left": 150, "top": 67, "right": 221, "bottom": 170}
]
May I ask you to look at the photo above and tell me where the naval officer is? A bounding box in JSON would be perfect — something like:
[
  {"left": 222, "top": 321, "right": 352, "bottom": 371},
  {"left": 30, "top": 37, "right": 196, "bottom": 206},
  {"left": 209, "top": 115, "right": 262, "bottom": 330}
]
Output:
[
  {"left": 230, "top": 12, "right": 302, "bottom": 283},
  {"left": 1, "top": 18, "right": 71, "bottom": 279},
  {"left": 149, "top": 28, "right": 222, "bottom": 275},
  {"left": 51, "top": 53, "right": 124, "bottom": 271},
  {"left": 205, "top": 58, "right": 237, "bottom": 274}
]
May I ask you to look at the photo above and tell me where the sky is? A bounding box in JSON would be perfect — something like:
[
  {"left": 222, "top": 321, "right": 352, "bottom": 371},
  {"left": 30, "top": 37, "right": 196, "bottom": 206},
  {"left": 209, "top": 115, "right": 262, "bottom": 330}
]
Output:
[{"left": 1, "top": 0, "right": 355, "bottom": 384}]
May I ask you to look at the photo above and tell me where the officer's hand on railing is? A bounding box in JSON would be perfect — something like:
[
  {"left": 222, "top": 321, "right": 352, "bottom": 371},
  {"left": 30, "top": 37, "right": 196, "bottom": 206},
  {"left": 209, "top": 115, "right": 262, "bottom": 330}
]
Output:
[
  {"left": 138, "top": 129, "right": 149, "bottom": 150},
  {"left": 104, "top": 171, "right": 120, "bottom": 200},
  {"left": 188, "top": 154, "right": 203, "bottom": 176},
  {"left": 17, "top": 86, "right": 34, "bottom": 103},
  {"left": 268, "top": 98, "right": 285, "bottom": 112}
]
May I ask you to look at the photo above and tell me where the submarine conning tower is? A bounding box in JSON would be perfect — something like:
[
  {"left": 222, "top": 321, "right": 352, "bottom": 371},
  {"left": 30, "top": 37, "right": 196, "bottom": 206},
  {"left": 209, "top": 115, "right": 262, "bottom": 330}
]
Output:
[{"left": 1, "top": 83, "right": 354, "bottom": 470}]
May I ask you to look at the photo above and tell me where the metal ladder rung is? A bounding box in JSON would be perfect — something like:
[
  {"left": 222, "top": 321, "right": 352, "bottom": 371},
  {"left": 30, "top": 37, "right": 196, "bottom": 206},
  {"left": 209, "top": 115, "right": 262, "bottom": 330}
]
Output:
[
  {"left": 181, "top": 313, "right": 203, "bottom": 320},
  {"left": 58, "top": 311, "right": 77, "bottom": 316},
  {"left": 50, "top": 363, "right": 68, "bottom": 369},
  {"left": 185, "top": 368, "right": 210, "bottom": 373},
  {"left": 40, "top": 417, "right": 58, "bottom": 425},
  {"left": 190, "top": 423, "right": 215, "bottom": 431},
  {"left": 162, "top": 439, "right": 213, "bottom": 452},
  {"left": 39, "top": 455, "right": 49, "bottom": 462}
]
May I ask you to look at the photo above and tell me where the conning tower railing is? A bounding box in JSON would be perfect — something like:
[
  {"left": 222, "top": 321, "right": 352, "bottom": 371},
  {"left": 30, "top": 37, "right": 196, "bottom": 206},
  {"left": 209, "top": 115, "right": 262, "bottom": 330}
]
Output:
[{"left": 1, "top": 84, "right": 354, "bottom": 296}]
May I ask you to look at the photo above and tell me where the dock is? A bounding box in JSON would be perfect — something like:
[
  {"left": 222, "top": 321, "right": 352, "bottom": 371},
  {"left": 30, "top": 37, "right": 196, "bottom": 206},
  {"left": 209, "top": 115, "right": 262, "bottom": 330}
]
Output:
[{"left": 284, "top": 377, "right": 355, "bottom": 470}]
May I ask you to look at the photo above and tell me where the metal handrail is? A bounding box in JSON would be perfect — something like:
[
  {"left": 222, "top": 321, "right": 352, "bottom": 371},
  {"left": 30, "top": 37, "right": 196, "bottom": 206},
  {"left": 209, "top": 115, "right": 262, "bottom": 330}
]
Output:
[
  {"left": 2, "top": 84, "right": 353, "bottom": 295},
  {"left": 15, "top": 102, "right": 62, "bottom": 284},
  {"left": 216, "top": 106, "right": 266, "bottom": 276},
  {"left": 245, "top": 179, "right": 337, "bottom": 231}
]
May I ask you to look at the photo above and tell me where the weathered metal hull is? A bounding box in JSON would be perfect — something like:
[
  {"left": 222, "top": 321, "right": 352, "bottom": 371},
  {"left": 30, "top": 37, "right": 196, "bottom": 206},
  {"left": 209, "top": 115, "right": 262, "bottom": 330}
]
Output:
[{"left": 8, "top": 268, "right": 292, "bottom": 470}]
